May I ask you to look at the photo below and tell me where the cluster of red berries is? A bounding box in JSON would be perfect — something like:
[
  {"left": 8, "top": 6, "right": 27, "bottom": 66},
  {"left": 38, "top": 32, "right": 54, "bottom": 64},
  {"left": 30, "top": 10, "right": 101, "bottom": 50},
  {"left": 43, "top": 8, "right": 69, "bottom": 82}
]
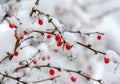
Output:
[
  {"left": 55, "top": 34, "right": 71, "bottom": 50},
  {"left": 11, "top": 18, "right": 106, "bottom": 83},
  {"left": 55, "top": 34, "right": 63, "bottom": 47}
]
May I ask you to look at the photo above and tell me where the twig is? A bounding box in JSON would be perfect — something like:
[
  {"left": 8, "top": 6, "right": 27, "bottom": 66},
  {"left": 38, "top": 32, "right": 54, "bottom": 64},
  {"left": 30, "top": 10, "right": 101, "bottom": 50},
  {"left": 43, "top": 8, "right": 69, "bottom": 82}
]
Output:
[
  {"left": 32, "top": 75, "right": 60, "bottom": 83},
  {"left": 0, "top": 56, "right": 9, "bottom": 64},
  {"left": 76, "top": 42, "right": 106, "bottom": 55},
  {"left": 69, "top": 31, "right": 104, "bottom": 36},
  {"left": 0, "top": 72, "right": 27, "bottom": 84}
]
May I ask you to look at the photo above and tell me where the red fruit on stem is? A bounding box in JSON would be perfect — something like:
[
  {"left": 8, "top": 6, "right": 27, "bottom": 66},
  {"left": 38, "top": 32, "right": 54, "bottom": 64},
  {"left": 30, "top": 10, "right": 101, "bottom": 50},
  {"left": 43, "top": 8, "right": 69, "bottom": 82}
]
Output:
[
  {"left": 9, "top": 23, "right": 15, "bottom": 28},
  {"left": 65, "top": 43, "right": 71, "bottom": 50},
  {"left": 57, "top": 41, "right": 63, "bottom": 47},
  {"left": 24, "top": 31, "right": 28, "bottom": 35},
  {"left": 58, "top": 68, "right": 61, "bottom": 72},
  {"left": 15, "top": 36, "right": 23, "bottom": 40},
  {"left": 42, "top": 56, "right": 46, "bottom": 61},
  {"left": 14, "top": 51, "right": 19, "bottom": 57},
  {"left": 20, "top": 36, "right": 24, "bottom": 40},
  {"left": 97, "top": 35, "right": 102, "bottom": 40},
  {"left": 15, "top": 36, "right": 19, "bottom": 40},
  {"left": 55, "top": 34, "right": 61, "bottom": 41},
  {"left": 38, "top": 19, "right": 43, "bottom": 25},
  {"left": 104, "top": 57, "right": 110, "bottom": 64},
  {"left": 54, "top": 49, "right": 58, "bottom": 52},
  {"left": 47, "top": 56, "right": 51, "bottom": 60},
  {"left": 47, "top": 34, "right": 52, "bottom": 39},
  {"left": 49, "top": 69, "right": 55, "bottom": 76},
  {"left": 71, "top": 76, "right": 77, "bottom": 82},
  {"left": 33, "top": 60, "right": 37, "bottom": 65}
]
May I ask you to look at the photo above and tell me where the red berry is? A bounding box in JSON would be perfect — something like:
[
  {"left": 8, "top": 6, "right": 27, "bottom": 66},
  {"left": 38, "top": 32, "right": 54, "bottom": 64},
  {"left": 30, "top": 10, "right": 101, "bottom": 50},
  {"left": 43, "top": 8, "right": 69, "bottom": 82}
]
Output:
[
  {"left": 42, "top": 56, "right": 46, "bottom": 61},
  {"left": 23, "top": 71, "right": 27, "bottom": 76},
  {"left": 54, "top": 49, "right": 58, "bottom": 52},
  {"left": 15, "top": 69, "right": 18, "bottom": 73},
  {"left": 49, "top": 69, "right": 55, "bottom": 76},
  {"left": 33, "top": 60, "right": 37, "bottom": 65},
  {"left": 104, "top": 57, "right": 110, "bottom": 64},
  {"left": 9, "top": 23, "right": 15, "bottom": 28},
  {"left": 57, "top": 41, "right": 63, "bottom": 47},
  {"left": 47, "top": 34, "right": 52, "bottom": 39},
  {"left": 47, "top": 56, "right": 51, "bottom": 60},
  {"left": 14, "top": 51, "right": 19, "bottom": 57},
  {"left": 71, "top": 76, "right": 77, "bottom": 82},
  {"left": 24, "top": 31, "right": 28, "bottom": 35},
  {"left": 97, "top": 35, "right": 102, "bottom": 40},
  {"left": 65, "top": 43, "right": 71, "bottom": 50},
  {"left": 38, "top": 19, "right": 43, "bottom": 25},
  {"left": 55, "top": 34, "right": 61, "bottom": 41},
  {"left": 15, "top": 36, "right": 23, "bottom": 40},
  {"left": 15, "top": 36, "right": 19, "bottom": 40}
]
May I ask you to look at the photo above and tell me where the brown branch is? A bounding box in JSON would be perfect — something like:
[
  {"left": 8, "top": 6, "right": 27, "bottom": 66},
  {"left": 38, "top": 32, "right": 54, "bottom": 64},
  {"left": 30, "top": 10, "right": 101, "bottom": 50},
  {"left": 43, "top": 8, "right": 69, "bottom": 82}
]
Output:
[
  {"left": 29, "top": 6, "right": 106, "bottom": 55},
  {"left": 14, "top": 50, "right": 40, "bottom": 72},
  {"left": 76, "top": 42, "right": 106, "bottom": 55},
  {"left": 0, "top": 72, "right": 27, "bottom": 84},
  {"left": 33, "top": 30, "right": 55, "bottom": 35},
  {"left": 20, "top": 36, "right": 34, "bottom": 44},
  {"left": 69, "top": 31, "right": 104, "bottom": 36},
  {"left": 32, "top": 75, "right": 60, "bottom": 83},
  {"left": 14, "top": 64, "right": 103, "bottom": 84},
  {"left": 0, "top": 56, "right": 9, "bottom": 64},
  {"left": 9, "top": 30, "right": 20, "bottom": 60},
  {"left": 0, "top": 71, "right": 60, "bottom": 84}
]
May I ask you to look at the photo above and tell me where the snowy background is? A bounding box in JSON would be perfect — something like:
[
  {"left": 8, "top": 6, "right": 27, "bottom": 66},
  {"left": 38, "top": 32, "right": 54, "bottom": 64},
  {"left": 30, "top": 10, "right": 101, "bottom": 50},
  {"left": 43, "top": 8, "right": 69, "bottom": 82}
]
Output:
[{"left": 0, "top": 0, "right": 120, "bottom": 84}]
